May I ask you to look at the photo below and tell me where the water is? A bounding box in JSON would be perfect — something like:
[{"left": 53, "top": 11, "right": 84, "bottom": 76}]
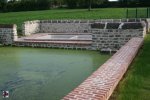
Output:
[{"left": 0, "top": 47, "right": 110, "bottom": 100}]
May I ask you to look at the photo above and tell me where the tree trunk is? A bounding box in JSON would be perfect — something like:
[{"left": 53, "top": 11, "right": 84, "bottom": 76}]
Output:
[{"left": 88, "top": 0, "right": 91, "bottom": 11}]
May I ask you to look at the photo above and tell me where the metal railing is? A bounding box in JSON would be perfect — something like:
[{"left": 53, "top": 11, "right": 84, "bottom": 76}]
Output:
[{"left": 126, "top": 8, "right": 150, "bottom": 18}]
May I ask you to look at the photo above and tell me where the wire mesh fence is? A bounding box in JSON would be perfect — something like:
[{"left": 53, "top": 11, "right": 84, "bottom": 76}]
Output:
[{"left": 126, "top": 8, "right": 150, "bottom": 18}]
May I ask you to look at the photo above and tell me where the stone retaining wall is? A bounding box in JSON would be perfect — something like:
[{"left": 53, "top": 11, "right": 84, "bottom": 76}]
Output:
[
  {"left": 14, "top": 41, "right": 91, "bottom": 50},
  {"left": 22, "top": 19, "right": 147, "bottom": 36},
  {"left": 91, "top": 28, "right": 146, "bottom": 51},
  {"left": 0, "top": 19, "right": 147, "bottom": 51},
  {"left": 63, "top": 37, "right": 144, "bottom": 100},
  {"left": 22, "top": 19, "right": 146, "bottom": 51},
  {"left": 40, "top": 20, "right": 91, "bottom": 33},
  {"left": 0, "top": 24, "right": 18, "bottom": 45}
]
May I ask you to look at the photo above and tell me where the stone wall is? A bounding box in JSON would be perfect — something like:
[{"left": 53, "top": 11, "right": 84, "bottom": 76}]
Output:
[
  {"left": 22, "top": 19, "right": 147, "bottom": 51},
  {"left": 0, "top": 24, "right": 18, "bottom": 45},
  {"left": 22, "top": 20, "right": 92, "bottom": 35},
  {"left": 22, "top": 19, "right": 146, "bottom": 35},
  {"left": 40, "top": 20, "right": 91, "bottom": 33},
  {"left": 90, "top": 21, "right": 146, "bottom": 51},
  {"left": 91, "top": 28, "right": 146, "bottom": 51}
]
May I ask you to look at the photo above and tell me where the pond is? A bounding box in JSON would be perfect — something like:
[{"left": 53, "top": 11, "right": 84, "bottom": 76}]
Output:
[{"left": 0, "top": 47, "right": 110, "bottom": 100}]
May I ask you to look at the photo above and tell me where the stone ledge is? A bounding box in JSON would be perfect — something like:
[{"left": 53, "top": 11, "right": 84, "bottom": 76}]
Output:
[{"left": 63, "top": 37, "right": 143, "bottom": 100}]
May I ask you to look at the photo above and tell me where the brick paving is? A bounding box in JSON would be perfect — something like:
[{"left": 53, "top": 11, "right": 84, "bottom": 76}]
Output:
[{"left": 63, "top": 37, "right": 144, "bottom": 100}]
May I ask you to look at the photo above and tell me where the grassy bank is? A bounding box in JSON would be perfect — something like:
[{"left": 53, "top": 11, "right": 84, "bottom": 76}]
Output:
[
  {"left": 0, "top": 8, "right": 126, "bottom": 30},
  {"left": 0, "top": 8, "right": 148, "bottom": 30},
  {"left": 111, "top": 34, "right": 150, "bottom": 100}
]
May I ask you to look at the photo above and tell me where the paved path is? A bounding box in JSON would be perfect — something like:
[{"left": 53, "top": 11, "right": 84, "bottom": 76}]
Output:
[{"left": 63, "top": 37, "right": 144, "bottom": 100}]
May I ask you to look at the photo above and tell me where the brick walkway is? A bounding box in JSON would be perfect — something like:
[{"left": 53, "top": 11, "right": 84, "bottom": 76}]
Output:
[{"left": 63, "top": 37, "right": 144, "bottom": 100}]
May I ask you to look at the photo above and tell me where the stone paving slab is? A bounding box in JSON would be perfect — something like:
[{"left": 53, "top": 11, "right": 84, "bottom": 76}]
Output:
[
  {"left": 63, "top": 37, "right": 144, "bottom": 100},
  {"left": 16, "top": 33, "right": 92, "bottom": 44}
]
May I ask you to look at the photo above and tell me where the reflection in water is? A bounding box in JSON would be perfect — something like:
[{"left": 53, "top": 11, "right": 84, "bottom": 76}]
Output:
[{"left": 0, "top": 47, "right": 110, "bottom": 100}]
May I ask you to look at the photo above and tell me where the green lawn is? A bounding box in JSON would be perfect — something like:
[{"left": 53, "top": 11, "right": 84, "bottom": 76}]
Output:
[
  {"left": 0, "top": 8, "right": 126, "bottom": 30},
  {"left": 0, "top": 8, "right": 148, "bottom": 31},
  {"left": 111, "top": 34, "right": 150, "bottom": 100}
]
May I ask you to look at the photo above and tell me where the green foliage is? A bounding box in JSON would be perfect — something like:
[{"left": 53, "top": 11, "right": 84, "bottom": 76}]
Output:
[
  {"left": 1, "top": 0, "right": 150, "bottom": 12},
  {"left": 64, "top": 0, "right": 105, "bottom": 9},
  {"left": 0, "top": 0, "right": 50, "bottom": 12},
  {"left": 64, "top": 0, "right": 77, "bottom": 8},
  {"left": 118, "top": 0, "right": 150, "bottom": 7}
]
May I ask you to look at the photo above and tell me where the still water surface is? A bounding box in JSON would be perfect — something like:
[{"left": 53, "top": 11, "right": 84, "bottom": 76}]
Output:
[{"left": 0, "top": 47, "right": 110, "bottom": 100}]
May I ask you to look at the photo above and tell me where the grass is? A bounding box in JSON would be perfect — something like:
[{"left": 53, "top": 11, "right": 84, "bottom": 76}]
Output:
[
  {"left": 111, "top": 34, "right": 150, "bottom": 100},
  {"left": 0, "top": 8, "right": 148, "bottom": 30},
  {"left": 0, "top": 8, "right": 126, "bottom": 30}
]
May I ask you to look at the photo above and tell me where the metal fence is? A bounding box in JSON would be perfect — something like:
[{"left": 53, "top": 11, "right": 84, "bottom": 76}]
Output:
[{"left": 126, "top": 8, "right": 150, "bottom": 18}]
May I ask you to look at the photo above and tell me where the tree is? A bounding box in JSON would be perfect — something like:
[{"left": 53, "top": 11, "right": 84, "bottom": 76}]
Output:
[
  {"left": 64, "top": 0, "right": 78, "bottom": 9},
  {"left": 88, "top": 0, "right": 105, "bottom": 11},
  {"left": 0, "top": 0, "right": 7, "bottom": 12},
  {"left": 88, "top": 0, "right": 91, "bottom": 11}
]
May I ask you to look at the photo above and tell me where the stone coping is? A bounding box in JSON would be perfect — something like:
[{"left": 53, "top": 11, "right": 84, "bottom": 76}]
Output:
[
  {"left": 23, "top": 39, "right": 92, "bottom": 41},
  {"left": 63, "top": 37, "right": 143, "bottom": 100},
  {"left": 46, "top": 33, "right": 92, "bottom": 35},
  {"left": 14, "top": 41, "right": 92, "bottom": 45},
  {"left": 24, "top": 18, "right": 146, "bottom": 24}
]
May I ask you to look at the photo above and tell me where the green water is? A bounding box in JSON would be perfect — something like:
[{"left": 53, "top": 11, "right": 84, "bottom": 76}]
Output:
[{"left": 0, "top": 47, "right": 110, "bottom": 100}]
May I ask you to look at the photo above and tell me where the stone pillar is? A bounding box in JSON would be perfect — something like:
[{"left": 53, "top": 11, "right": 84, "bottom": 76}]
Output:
[
  {"left": 13, "top": 24, "right": 18, "bottom": 41},
  {"left": 0, "top": 24, "right": 18, "bottom": 45},
  {"left": 23, "top": 20, "right": 40, "bottom": 36}
]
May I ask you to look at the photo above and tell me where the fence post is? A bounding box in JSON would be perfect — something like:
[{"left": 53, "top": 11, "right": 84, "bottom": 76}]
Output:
[
  {"left": 136, "top": 8, "right": 138, "bottom": 19},
  {"left": 149, "top": 8, "right": 150, "bottom": 18},
  {"left": 147, "top": 8, "right": 149, "bottom": 18},
  {"left": 126, "top": 8, "right": 128, "bottom": 18}
]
